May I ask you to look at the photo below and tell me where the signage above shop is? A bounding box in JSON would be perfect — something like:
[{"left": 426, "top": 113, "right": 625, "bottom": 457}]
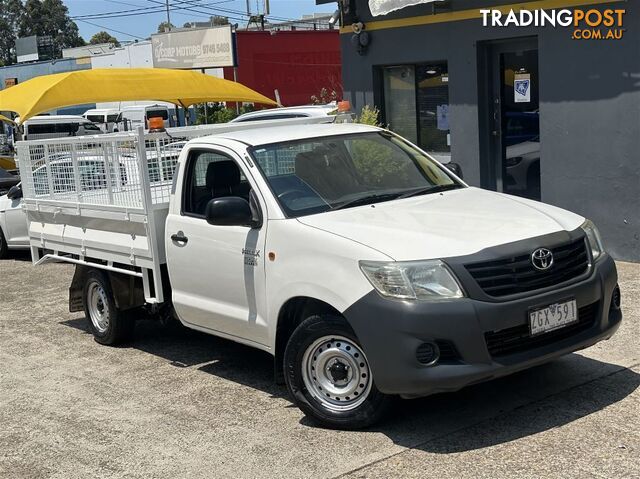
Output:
[{"left": 151, "top": 25, "right": 236, "bottom": 69}]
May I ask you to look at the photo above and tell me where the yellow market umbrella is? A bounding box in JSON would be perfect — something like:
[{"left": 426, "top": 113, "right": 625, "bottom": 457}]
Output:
[
  {"left": 0, "top": 68, "right": 277, "bottom": 124},
  {"left": 0, "top": 114, "right": 14, "bottom": 124}
]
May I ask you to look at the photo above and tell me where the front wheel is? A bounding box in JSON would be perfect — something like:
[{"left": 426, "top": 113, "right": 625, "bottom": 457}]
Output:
[
  {"left": 83, "top": 269, "right": 134, "bottom": 345},
  {"left": 284, "top": 314, "right": 392, "bottom": 429}
]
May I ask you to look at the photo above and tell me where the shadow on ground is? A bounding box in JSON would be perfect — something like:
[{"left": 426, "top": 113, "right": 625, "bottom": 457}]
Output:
[
  {"left": 3, "top": 249, "right": 31, "bottom": 261},
  {"left": 61, "top": 316, "right": 640, "bottom": 453}
]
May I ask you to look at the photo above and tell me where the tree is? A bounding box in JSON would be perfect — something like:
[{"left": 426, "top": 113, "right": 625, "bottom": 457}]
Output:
[
  {"left": 211, "top": 16, "right": 229, "bottom": 26},
  {"left": 0, "top": 0, "right": 24, "bottom": 65},
  {"left": 89, "top": 31, "right": 120, "bottom": 47},
  {"left": 157, "top": 21, "right": 175, "bottom": 33},
  {"left": 9, "top": 0, "right": 85, "bottom": 61}
]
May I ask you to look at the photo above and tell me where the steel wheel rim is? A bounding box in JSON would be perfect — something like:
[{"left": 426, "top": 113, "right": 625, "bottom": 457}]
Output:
[
  {"left": 88, "top": 282, "right": 110, "bottom": 333},
  {"left": 301, "top": 335, "right": 372, "bottom": 412}
]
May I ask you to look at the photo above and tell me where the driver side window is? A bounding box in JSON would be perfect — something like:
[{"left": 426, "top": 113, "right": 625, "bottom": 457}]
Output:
[{"left": 182, "top": 150, "right": 250, "bottom": 218}]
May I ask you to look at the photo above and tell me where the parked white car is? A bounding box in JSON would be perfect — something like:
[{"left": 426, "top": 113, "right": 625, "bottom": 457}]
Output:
[
  {"left": 16, "top": 119, "right": 621, "bottom": 429},
  {"left": 121, "top": 104, "right": 171, "bottom": 130},
  {"left": 231, "top": 104, "right": 337, "bottom": 123},
  {"left": 83, "top": 108, "right": 123, "bottom": 133},
  {"left": 0, "top": 185, "right": 28, "bottom": 258}
]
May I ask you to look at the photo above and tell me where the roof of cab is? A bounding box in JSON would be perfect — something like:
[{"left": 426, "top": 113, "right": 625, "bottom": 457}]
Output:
[{"left": 194, "top": 122, "right": 382, "bottom": 148}]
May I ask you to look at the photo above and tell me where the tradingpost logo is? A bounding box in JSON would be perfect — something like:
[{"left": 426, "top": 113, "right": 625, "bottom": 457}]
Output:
[{"left": 480, "top": 8, "right": 625, "bottom": 40}]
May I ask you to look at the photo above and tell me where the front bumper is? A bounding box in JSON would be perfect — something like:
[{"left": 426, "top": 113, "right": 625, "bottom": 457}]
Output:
[{"left": 343, "top": 254, "right": 621, "bottom": 397}]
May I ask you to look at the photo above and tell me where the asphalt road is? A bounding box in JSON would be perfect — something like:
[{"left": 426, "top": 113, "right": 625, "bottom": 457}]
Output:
[{"left": 0, "top": 253, "right": 638, "bottom": 479}]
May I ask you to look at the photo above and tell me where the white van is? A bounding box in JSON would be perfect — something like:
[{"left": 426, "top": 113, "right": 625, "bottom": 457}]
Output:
[
  {"left": 83, "top": 108, "right": 123, "bottom": 133},
  {"left": 20, "top": 115, "right": 104, "bottom": 141},
  {"left": 120, "top": 105, "right": 170, "bottom": 130}
]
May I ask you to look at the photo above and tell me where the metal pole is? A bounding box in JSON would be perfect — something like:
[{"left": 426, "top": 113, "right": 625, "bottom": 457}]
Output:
[
  {"left": 202, "top": 68, "right": 208, "bottom": 124},
  {"left": 233, "top": 67, "right": 240, "bottom": 115},
  {"left": 165, "top": 0, "right": 171, "bottom": 28}
]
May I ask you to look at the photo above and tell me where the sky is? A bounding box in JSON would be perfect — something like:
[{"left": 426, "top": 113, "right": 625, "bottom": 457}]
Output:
[{"left": 64, "top": 0, "right": 335, "bottom": 42}]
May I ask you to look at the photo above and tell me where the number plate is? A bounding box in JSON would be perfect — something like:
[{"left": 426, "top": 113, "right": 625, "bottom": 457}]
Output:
[{"left": 529, "top": 299, "right": 578, "bottom": 336}]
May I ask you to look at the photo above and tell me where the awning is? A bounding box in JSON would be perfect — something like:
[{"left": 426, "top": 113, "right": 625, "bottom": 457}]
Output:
[
  {"left": 369, "top": 0, "right": 438, "bottom": 16},
  {"left": 0, "top": 114, "right": 14, "bottom": 124},
  {"left": 0, "top": 68, "right": 278, "bottom": 124}
]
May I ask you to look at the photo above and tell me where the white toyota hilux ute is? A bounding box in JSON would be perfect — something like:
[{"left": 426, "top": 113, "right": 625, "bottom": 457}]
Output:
[{"left": 16, "top": 119, "right": 621, "bottom": 429}]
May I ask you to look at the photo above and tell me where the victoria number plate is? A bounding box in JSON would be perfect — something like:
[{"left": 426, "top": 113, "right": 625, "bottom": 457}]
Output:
[{"left": 529, "top": 299, "right": 578, "bottom": 336}]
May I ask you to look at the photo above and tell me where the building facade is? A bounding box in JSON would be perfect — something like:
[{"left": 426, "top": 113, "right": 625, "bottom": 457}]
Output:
[
  {"left": 223, "top": 30, "right": 342, "bottom": 106},
  {"left": 326, "top": 0, "right": 639, "bottom": 261}
]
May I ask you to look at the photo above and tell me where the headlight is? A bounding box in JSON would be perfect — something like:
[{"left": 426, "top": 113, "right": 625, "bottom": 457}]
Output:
[
  {"left": 359, "top": 260, "right": 464, "bottom": 300},
  {"left": 581, "top": 219, "right": 604, "bottom": 261}
]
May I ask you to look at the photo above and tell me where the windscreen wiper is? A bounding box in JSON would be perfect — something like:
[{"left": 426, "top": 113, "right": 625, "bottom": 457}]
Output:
[
  {"left": 396, "top": 184, "right": 463, "bottom": 199},
  {"left": 332, "top": 192, "right": 401, "bottom": 210}
]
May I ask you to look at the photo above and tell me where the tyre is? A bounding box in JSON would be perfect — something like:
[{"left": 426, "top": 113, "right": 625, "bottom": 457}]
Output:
[
  {"left": 284, "top": 314, "right": 392, "bottom": 429},
  {"left": 0, "top": 227, "right": 8, "bottom": 259},
  {"left": 83, "top": 269, "right": 135, "bottom": 346}
]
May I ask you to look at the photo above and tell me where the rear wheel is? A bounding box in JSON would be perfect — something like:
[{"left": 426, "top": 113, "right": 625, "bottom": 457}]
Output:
[
  {"left": 284, "top": 314, "right": 391, "bottom": 429},
  {"left": 83, "top": 269, "right": 134, "bottom": 345},
  {"left": 0, "top": 227, "right": 7, "bottom": 259}
]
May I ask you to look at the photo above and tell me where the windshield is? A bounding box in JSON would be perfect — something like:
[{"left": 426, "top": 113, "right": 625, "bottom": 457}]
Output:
[{"left": 249, "top": 131, "right": 461, "bottom": 217}]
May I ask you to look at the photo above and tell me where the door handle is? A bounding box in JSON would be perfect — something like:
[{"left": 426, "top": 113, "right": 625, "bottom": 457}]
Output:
[{"left": 171, "top": 232, "right": 188, "bottom": 245}]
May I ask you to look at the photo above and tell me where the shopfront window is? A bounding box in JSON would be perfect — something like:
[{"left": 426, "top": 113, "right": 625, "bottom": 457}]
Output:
[
  {"left": 381, "top": 62, "right": 451, "bottom": 163},
  {"left": 382, "top": 66, "right": 417, "bottom": 144}
]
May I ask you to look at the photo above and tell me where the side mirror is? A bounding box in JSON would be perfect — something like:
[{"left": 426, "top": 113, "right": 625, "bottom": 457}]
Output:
[
  {"left": 444, "top": 162, "right": 463, "bottom": 179},
  {"left": 205, "top": 197, "right": 255, "bottom": 227},
  {"left": 7, "top": 184, "right": 22, "bottom": 200}
]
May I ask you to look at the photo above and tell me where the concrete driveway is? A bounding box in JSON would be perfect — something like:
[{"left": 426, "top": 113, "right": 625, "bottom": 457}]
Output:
[{"left": 0, "top": 255, "right": 638, "bottom": 479}]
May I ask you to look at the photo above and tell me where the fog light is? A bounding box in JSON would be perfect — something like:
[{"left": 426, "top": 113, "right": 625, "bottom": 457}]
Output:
[
  {"left": 611, "top": 285, "right": 621, "bottom": 311},
  {"left": 416, "top": 342, "right": 440, "bottom": 365}
]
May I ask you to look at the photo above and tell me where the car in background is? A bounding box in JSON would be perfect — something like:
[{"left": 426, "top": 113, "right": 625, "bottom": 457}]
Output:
[
  {"left": 83, "top": 108, "right": 123, "bottom": 133},
  {"left": 230, "top": 104, "right": 337, "bottom": 123},
  {"left": 0, "top": 183, "right": 27, "bottom": 258},
  {"left": 0, "top": 167, "right": 20, "bottom": 196},
  {"left": 19, "top": 115, "right": 104, "bottom": 141},
  {"left": 121, "top": 104, "right": 171, "bottom": 130}
]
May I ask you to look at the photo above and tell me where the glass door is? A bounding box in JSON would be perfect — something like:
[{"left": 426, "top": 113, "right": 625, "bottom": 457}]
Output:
[{"left": 484, "top": 38, "right": 541, "bottom": 200}]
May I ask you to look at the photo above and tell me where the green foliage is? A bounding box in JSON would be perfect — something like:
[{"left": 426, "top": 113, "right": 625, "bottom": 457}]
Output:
[
  {"left": 0, "top": 0, "right": 21, "bottom": 65},
  {"left": 157, "top": 21, "right": 175, "bottom": 33},
  {"left": 89, "top": 31, "right": 120, "bottom": 47},
  {"left": 211, "top": 16, "right": 229, "bottom": 26},
  {"left": 194, "top": 103, "right": 256, "bottom": 125},
  {"left": 355, "top": 105, "right": 382, "bottom": 127},
  {"left": 0, "top": 0, "right": 84, "bottom": 65}
]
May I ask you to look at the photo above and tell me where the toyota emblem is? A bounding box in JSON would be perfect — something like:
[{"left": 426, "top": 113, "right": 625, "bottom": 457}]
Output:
[{"left": 531, "top": 248, "right": 554, "bottom": 271}]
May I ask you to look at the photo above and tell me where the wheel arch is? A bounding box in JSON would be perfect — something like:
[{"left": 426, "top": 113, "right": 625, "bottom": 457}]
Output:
[
  {"left": 69, "top": 265, "right": 145, "bottom": 313},
  {"left": 273, "top": 296, "right": 342, "bottom": 384}
]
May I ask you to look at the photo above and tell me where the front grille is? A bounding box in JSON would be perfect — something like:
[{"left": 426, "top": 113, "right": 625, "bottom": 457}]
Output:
[
  {"left": 485, "top": 301, "right": 600, "bottom": 358},
  {"left": 465, "top": 237, "right": 589, "bottom": 297}
]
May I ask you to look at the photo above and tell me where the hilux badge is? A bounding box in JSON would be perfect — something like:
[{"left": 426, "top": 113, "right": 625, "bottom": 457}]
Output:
[{"left": 531, "top": 248, "right": 554, "bottom": 271}]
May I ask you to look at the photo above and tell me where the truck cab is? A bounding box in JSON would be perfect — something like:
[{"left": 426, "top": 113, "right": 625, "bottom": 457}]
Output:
[{"left": 16, "top": 120, "right": 622, "bottom": 429}]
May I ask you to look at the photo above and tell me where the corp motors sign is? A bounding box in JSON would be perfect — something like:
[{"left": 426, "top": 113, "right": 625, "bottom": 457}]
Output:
[
  {"left": 480, "top": 8, "right": 625, "bottom": 40},
  {"left": 151, "top": 25, "right": 236, "bottom": 69}
]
